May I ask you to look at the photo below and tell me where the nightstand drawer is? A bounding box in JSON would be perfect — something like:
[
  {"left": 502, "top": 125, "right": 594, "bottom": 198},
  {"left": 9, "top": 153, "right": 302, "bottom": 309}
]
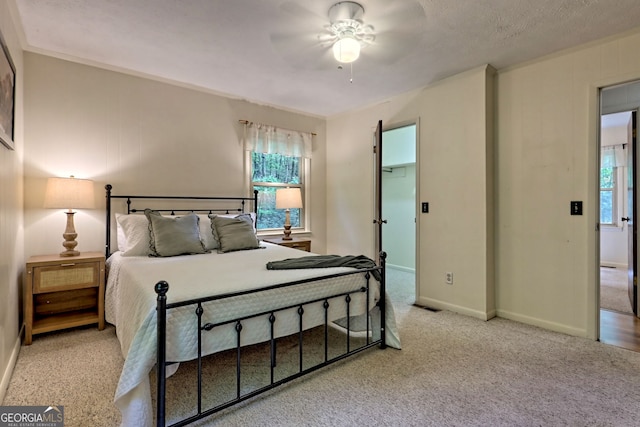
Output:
[
  {"left": 287, "top": 241, "right": 311, "bottom": 251},
  {"left": 34, "top": 288, "right": 98, "bottom": 315},
  {"left": 33, "top": 262, "right": 99, "bottom": 293},
  {"left": 262, "top": 237, "right": 311, "bottom": 252}
]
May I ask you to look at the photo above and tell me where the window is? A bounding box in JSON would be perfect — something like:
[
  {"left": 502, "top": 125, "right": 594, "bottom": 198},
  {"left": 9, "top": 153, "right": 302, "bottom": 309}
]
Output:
[
  {"left": 243, "top": 121, "right": 312, "bottom": 232},
  {"left": 600, "top": 165, "right": 616, "bottom": 225},
  {"left": 600, "top": 144, "right": 626, "bottom": 228},
  {"left": 251, "top": 152, "right": 305, "bottom": 231}
]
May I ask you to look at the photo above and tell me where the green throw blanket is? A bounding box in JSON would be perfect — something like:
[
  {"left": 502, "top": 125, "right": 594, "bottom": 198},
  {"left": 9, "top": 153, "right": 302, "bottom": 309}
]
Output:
[
  {"left": 266, "top": 253, "right": 401, "bottom": 349},
  {"left": 266, "top": 254, "right": 381, "bottom": 282}
]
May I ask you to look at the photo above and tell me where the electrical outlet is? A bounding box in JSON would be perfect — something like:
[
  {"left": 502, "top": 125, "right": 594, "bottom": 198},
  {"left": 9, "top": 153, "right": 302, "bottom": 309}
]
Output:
[{"left": 445, "top": 272, "right": 453, "bottom": 285}]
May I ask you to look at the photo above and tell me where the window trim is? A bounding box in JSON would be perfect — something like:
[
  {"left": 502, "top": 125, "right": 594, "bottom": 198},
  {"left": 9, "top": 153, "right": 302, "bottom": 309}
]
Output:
[
  {"left": 247, "top": 152, "right": 311, "bottom": 235},
  {"left": 600, "top": 165, "right": 624, "bottom": 229}
]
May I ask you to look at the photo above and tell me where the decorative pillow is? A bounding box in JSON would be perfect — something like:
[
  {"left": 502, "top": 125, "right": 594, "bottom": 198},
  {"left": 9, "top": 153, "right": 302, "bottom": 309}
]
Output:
[
  {"left": 211, "top": 215, "right": 261, "bottom": 253},
  {"left": 145, "top": 210, "right": 208, "bottom": 257},
  {"left": 116, "top": 213, "right": 152, "bottom": 256},
  {"left": 204, "top": 213, "right": 257, "bottom": 249}
]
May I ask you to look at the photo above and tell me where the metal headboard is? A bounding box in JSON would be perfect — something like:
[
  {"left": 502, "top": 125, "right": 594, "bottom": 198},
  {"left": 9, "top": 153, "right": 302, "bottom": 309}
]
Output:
[{"left": 105, "top": 184, "right": 258, "bottom": 258}]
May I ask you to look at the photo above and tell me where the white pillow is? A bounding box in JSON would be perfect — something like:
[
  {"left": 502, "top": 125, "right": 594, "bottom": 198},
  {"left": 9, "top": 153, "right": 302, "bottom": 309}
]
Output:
[
  {"left": 196, "top": 215, "right": 217, "bottom": 251},
  {"left": 115, "top": 213, "right": 127, "bottom": 252},
  {"left": 116, "top": 213, "right": 151, "bottom": 256}
]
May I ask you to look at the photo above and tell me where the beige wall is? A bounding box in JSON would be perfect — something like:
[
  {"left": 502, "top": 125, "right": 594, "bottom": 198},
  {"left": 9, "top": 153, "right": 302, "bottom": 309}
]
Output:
[
  {"left": 22, "top": 53, "right": 328, "bottom": 259},
  {"left": 0, "top": 2, "right": 24, "bottom": 402},
  {"left": 327, "top": 65, "right": 496, "bottom": 320},
  {"left": 496, "top": 29, "right": 640, "bottom": 339},
  {"left": 327, "top": 27, "right": 640, "bottom": 339}
]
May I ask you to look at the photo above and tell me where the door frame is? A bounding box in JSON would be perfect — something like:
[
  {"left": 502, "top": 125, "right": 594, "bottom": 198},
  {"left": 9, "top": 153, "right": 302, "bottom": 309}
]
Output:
[
  {"left": 627, "top": 111, "right": 638, "bottom": 315},
  {"left": 380, "top": 118, "right": 420, "bottom": 301},
  {"left": 597, "top": 82, "right": 640, "bottom": 341}
]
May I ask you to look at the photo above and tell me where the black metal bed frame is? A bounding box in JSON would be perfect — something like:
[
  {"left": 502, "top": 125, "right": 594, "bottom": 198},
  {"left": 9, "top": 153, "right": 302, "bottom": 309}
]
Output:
[
  {"left": 104, "top": 185, "right": 387, "bottom": 427},
  {"left": 105, "top": 184, "right": 259, "bottom": 258}
]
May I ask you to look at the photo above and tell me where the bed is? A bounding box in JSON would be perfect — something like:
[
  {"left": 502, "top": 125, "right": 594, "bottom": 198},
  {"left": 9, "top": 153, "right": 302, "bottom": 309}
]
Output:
[{"left": 104, "top": 185, "right": 400, "bottom": 427}]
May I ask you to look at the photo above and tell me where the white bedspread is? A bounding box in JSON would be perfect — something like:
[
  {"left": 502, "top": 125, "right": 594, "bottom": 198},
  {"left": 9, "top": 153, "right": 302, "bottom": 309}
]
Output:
[{"left": 106, "top": 243, "right": 399, "bottom": 427}]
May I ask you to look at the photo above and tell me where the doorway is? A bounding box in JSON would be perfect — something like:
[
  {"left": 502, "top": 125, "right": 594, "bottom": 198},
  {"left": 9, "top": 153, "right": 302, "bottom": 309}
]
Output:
[
  {"left": 599, "top": 82, "right": 640, "bottom": 351},
  {"left": 381, "top": 123, "right": 417, "bottom": 305}
]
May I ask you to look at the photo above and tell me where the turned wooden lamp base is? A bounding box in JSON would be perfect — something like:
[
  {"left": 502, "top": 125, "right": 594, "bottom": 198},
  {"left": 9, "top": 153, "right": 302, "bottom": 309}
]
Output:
[
  {"left": 60, "top": 211, "right": 81, "bottom": 257},
  {"left": 282, "top": 209, "right": 293, "bottom": 240}
]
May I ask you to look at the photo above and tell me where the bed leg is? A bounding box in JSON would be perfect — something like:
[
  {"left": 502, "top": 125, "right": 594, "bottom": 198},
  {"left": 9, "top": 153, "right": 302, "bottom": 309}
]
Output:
[
  {"left": 105, "top": 184, "right": 112, "bottom": 258},
  {"left": 379, "top": 251, "right": 387, "bottom": 349},
  {"left": 155, "top": 281, "right": 169, "bottom": 427}
]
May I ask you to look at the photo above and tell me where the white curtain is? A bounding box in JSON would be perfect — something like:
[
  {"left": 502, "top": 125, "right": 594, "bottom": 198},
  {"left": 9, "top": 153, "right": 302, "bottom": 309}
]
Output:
[
  {"left": 602, "top": 144, "right": 626, "bottom": 168},
  {"left": 243, "top": 122, "right": 312, "bottom": 158}
]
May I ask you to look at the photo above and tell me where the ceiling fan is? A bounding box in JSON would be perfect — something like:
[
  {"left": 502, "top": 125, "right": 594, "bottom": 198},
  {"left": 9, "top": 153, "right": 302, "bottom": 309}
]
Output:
[
  {"left": 321, "top": 1, "right": 374, "bottom": 64},
  {"left": 270, "top": 0, "right": 427, "bottom": 70}
]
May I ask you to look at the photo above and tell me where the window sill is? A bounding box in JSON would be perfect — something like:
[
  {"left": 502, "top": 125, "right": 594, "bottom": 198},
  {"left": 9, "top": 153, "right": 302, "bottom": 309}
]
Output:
[
  {"left": 601, "top": 224, "right": 624, "bottom": 232},
  {"left": 258, "top": 230, "right": 311, "bottom": 238}
]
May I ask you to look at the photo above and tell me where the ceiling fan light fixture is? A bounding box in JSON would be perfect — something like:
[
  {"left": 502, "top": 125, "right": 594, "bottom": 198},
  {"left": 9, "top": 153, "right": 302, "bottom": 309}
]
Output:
[{"left": 333, "top": 36, "right": 360, "bottom": 63}]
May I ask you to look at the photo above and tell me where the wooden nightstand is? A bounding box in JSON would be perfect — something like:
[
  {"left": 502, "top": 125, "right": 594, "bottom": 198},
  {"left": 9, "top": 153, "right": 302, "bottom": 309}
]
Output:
[
  {"left": 263, "top": 236, "right": 311, "bottom": 252},
  {"left": 24, "top": 251, "right": 105, "bottom": 345}
]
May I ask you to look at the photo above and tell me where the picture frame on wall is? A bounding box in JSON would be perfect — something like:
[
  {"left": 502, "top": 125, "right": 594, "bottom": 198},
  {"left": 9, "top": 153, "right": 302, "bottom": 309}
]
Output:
[{"left": 0, "top": 28, "right": 15, "bottom": 150}]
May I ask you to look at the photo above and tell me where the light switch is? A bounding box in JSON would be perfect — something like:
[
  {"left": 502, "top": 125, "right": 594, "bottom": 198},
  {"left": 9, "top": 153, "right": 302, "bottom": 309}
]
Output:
[{"left": 570, "top": 201, "right": 582, "bottom": 215}]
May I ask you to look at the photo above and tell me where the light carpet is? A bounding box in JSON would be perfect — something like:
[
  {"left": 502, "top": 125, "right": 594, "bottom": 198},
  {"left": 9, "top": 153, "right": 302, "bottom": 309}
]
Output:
[{"left": 4, "top": 268, "right": 640, "bottom": 426}]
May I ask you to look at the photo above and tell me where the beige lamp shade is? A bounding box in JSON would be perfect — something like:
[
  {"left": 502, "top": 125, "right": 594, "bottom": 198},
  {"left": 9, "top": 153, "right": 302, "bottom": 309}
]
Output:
[
  {"left": 275, "top": 187, "right": 303, "bottom": 209},
  {"left": 44, "top": 176, "right": 95, "bottom": 256},
  {"left": 44, "top": 176, "right": 95, "bottom": 210},
  {"left": 275, "top": 188, "right": 302, "bottom": 240}
]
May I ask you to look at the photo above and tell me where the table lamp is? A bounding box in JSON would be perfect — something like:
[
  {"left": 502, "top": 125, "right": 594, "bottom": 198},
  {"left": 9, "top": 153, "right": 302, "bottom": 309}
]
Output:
[
  {"left": 44, "top": 175, "right": 95, "bottom": 256},
  {"left": 275, "top": 187, "right": 302, "bottom": 240}
]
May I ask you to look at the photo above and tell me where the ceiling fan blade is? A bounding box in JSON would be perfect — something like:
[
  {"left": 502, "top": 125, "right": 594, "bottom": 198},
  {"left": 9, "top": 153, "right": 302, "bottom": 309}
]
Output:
[
  {"left": 276, "top": 1, "right": 327, "bottom": 28},
  {"left": 271, "top": 31, "right": 335, "bottom": 70},
  {"left": 282, "top": 47, "right": 336, "bottom": 70},
  {"left": 363, "top": 0, "right": 426, "bottom": 26},
  {"left": 268, "top": 1, "right": 337, "bottom": 69},
  {"left": 271, "top": 31, "right": 323, "bottom": 54},
  {"left": 361, "top": 30, "right": 423, "bottom": 65},
  {"left": 365, "top": 0, "right": 426, "bottom": 34},
  {"left": 355, "top": 0, "right": 427, "bottom": 65}
]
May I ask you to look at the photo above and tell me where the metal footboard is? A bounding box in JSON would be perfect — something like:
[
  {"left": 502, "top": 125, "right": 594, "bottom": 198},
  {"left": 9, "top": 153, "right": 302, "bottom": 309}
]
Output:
[{"left": 155, "top": 253, "right": 387, "bottom": 427}]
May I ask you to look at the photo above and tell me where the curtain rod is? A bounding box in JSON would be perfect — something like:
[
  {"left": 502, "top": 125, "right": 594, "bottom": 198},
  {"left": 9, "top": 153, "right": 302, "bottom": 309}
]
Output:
[{"left": 239, "top": 119, "right": 316, "bottom": 136}]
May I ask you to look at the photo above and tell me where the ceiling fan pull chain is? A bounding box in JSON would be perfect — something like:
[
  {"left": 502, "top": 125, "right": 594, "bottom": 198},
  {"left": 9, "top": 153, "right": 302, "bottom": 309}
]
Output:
[{"left": 350, "top": 63, "right": 354, "bottom": 83}]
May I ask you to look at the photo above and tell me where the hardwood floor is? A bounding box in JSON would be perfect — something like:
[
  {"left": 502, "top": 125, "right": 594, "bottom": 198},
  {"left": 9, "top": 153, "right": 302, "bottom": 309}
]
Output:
[{"left": 600, "top": 309, "right": 640, "bottom": 352}]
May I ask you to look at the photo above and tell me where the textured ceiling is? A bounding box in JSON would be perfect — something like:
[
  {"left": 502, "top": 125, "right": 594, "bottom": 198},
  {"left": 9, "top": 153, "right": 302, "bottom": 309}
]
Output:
[{"left": 12, "top": 0, "right": 640, "bottom": 117}]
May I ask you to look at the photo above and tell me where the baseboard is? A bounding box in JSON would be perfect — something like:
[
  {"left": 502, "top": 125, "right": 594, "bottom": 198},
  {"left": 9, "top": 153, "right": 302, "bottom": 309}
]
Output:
[
  {"left": 386, "top": 264, "right": 415, "bottom": 274},
  {"left": 600, "top": 262, "right": 627, "bottom": 270},
  {"left": 0, "top": 326, "right": 22, "bottom": 404},
  {"left": 496, "top": 309, "right": 587, "bottom": 338},
  {"left": 417, "top": 296, "right": 496, "bottom": 321}
]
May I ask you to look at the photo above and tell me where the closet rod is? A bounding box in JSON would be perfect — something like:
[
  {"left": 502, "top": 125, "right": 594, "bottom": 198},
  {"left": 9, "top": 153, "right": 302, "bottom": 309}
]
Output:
[{"left": 238, "top": 119, "right": 316, "bottom": 136}]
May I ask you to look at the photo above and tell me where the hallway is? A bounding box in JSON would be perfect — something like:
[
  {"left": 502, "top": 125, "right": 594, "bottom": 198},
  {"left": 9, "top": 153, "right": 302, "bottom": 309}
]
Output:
[{"left": 600, "top": 309, "right": 640, "bottom": 352}]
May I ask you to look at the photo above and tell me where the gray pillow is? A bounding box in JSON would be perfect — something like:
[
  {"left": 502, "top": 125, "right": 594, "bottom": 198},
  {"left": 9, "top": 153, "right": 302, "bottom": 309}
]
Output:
[
  {"left": 208, "top": 213, "right": 254, "bottom": 246},
  {"left": 144, "top": 209, "right": 208, "bottom": 257},
  {"left": 211, "top": 214, "right": 260, "bottom": 253}
]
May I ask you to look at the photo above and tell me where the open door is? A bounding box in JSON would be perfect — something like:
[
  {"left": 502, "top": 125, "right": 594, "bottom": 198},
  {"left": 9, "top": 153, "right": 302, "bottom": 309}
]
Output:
[
  {"left": 627, "top": 111, "right": 639, "bottom": 316},
  {"left": 373, "top": 120, "right": 385, "bottom": 261}
]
